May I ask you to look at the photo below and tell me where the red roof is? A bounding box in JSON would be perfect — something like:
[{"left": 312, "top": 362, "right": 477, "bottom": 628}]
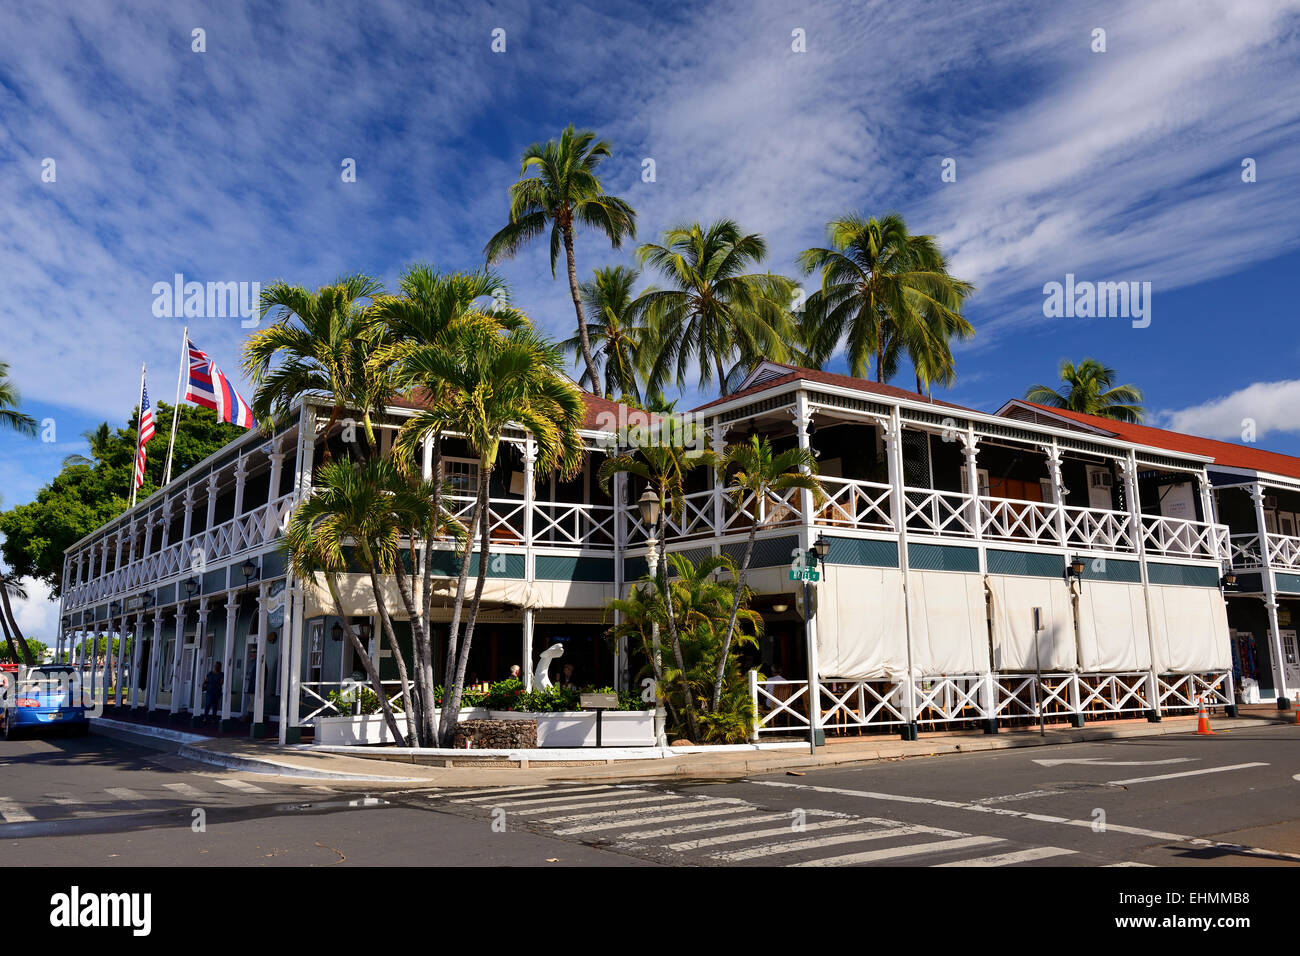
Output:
[
  {"left": 1013, "top": 401, "right": 1300, "bottom": 481},
  {"left": 691, "top": 363, "right": 972, "bottom": 413},
  {"left": 390, "top": 388, "right": 654, "bottom": 432}
]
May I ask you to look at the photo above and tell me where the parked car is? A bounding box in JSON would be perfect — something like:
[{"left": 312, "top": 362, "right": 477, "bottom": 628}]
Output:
[{"left": 0, "top": 664, "right": 91, "bottom": 740}]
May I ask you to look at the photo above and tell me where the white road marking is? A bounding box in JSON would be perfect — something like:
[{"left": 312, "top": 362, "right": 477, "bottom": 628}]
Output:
[
  {"left": 1032, "top": 757, "right": 1195, "bottom": 768},
  {"left": 451, "top": 785, "right": 612, "bottom": 803},
  {"left": 105, "top": 787, "right": 146, "bottom": 801},
  {"left": 684, "top": 819, "right": 900, "bottom": 855},
  {"left": 557, "top": 806, "right": 756, "bottom": 836},
  {"left": 0, "top": 798, "right": 35, "bottom": 823},
  {"left": 45, "top": 792, "right": 85, "bottom": 805},
  {"left": 493, "top": 789, "right": 651, "bottom": 809},
  {"left": 933, "top": 846, "right": 1077, "bottom": 867},
  {"left": 162, "top": 782, "right": 203, "bottom": 797},
  {"left": 975, "top": 789, "right": 1078, "bottom": 805},
  {"left": 1107, "top": 762, "right": 1268, "bottom": 786},
  {"left": 754, "top": 780, "right": 1300, "bottom": 863},
  {"left": 519, "top": 794, "right": 681, "bottom": 816},
  {"left": 790, "top": 835, "right": 1004, "bottom": 867},
  {"left": 1104, "top": 862, "right": 1153, "bottom": 867},
  {"left": 612, "top": 812, "right": 781, "bottom": 840},
  {"left": 215, "top": 778, "right": 268, "bottom": 793}
]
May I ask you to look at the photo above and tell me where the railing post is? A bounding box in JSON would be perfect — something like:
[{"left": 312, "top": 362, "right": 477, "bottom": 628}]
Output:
[
  {"left": 221, "top": 590, "right": 240, "bottom": 726},
  {"left": 1121, "top": 452, "right": 1163, "bottom": 722},
  {"left": 1251, "top": 482, "right": 1289, "bottom": 704},
  {"left": 748, "top": 668, "right": 759, "bottom": 742}
]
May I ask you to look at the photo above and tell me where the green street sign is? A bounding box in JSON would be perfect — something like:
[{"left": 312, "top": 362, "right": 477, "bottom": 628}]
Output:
[{"left": 789, "top": 568, "right": 820, "bottom": 582}]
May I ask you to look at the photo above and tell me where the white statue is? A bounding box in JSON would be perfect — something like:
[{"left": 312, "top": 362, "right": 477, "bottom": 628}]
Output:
[{"left": 533, "top": 643, "right": 565, "bottom": 689}]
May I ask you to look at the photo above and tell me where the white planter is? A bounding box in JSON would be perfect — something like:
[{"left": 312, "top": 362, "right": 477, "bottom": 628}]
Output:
[
  {"left": 315, "top": 714, "right": 403, "bottom": 746},
  {"left": 488, "top": 709, "right": 655, "bottom": 747}
]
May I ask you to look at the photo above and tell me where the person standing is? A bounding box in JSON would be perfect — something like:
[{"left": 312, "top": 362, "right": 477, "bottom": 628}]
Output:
[{"left": 201, "top": 662, "right": 224, "bottom": 725}]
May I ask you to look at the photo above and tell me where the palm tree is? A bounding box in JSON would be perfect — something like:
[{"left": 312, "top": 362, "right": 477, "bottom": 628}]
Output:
[
  {"left": 393, "top": 323, "right": 584, "bottom": 747},
  {"left": 282, "top": 458, "right": 416, "bottom": 745},
  {"left": 561, "top": 266, "right": 645, "bottom": 402},
  {"left": 597, "top": 429, "right": 720, "bottom": 740},
  {"left": 0, "top": 361, "right": 37, "bottom": 437},
  {"left": 798, "top": 213, "right": 974, "bottom": 392},
  {"left": 633, "top": 220, "right": 795, "bottom": 398},
  {"left": 484, "top": 126, "right": 638, "bottom": 398},
  {"left": 711, "top": 437, "right": 823, "bottom": 710},
  {"left": 1025, "top": 359, "right": 1145, "bottom": 423},
  {"left": 0, "top": 571, "right": 34, "bottom": 665},
  {"left": 244, "top": 274, "right": 385, "bottom": 450},
  {"left": 61, "top": 422, "right": 114, "bottom": 468}
]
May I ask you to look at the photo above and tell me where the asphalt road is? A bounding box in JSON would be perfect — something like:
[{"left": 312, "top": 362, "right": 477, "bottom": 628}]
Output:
[{"left": 3, "top": 724, "right": 1299, "bottom": 867}]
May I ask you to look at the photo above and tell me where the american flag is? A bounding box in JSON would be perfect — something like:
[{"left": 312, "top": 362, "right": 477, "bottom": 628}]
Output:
[
  {"left": 135, "top": 380, "right": 156, "bottom": 489},
  {"left": 184, "top": 337, "right": 255, "bottom": 429}
]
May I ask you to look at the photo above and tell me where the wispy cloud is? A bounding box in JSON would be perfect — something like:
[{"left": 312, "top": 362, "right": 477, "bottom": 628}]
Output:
[{"left": 1162, "top": 379, "right": 1300, "bottom": 441}]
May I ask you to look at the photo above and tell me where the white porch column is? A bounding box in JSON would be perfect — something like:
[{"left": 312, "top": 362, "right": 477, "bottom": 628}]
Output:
[
  {"left": 1121, "top": 454, "right": 1163, "bottom": 720},
  {"left": 1046, "top": 440, "right": 1069, "bottom": 548},
  {"left": 1251, "top": 483, "right": 1288, "bottom": 703},
  {"left": 962, "top": 428, "right": 998, "bottom": 732},
  {"left": 233, "top": 457, "right": 248, "bottom": 518},
  {"left": 883, "top": 407, "right": 918, "bottom": 738},
  {"left": 191, "top": 599, "right": 211, "bottom": 715},
  {"left": 710, "top": 421, "right": 729, "bottom": 541},
  {"left": 146, "top": 608, "right": 164, "bottom": 712},
  {"left": 168, "top": 602, "right": 187, "bottom": 714},
  {"left": 113, "top": 609, "right": 128, "bottom": 706},
  {"left": 253, "top": 583, "right": 270, "bottom": 731},
  {"left": 129, "top": 612, "right": 146, "bottom": 709},
  {"left": 280, "top": 403, "right": 316, "bottom": 743},
  {"left": 181, "top": 485, "right": 196, "bottom": 548},
  {"left": 222, "top": 591, "right": 240, "bottom": 722},
  {"left": 522, "top": 606, "right": 535, "bottom": 691},
  {"left": 792, "top": 392, "right": 823, "bottom": 744}
]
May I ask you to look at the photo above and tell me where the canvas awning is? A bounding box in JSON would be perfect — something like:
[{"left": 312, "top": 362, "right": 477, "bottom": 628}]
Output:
[
  {"left": 1147, "top": 584, "right": 1231, "bottom": 672},
  {"left": 906, "top": 570, "right": 991, "bottom": 675},
  {"left": 815, "top": 565, "right": 908, "bottom": 681},
  {"left": 1075, "top": 580, "right": 1151, "bottom": 671},
  {"left": 987, "top": 574, "right": 1077, "bottom": 671}
]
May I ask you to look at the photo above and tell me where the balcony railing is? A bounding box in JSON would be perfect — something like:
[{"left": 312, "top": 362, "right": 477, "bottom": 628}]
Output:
[{"left": 1229, "top": 532, "right": 1300, "bottom": 571}]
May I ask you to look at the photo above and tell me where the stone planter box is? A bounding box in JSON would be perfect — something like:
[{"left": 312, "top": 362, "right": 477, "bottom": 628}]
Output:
[{"left": 488, "top": 709, "right": 655, "bottom": 747}]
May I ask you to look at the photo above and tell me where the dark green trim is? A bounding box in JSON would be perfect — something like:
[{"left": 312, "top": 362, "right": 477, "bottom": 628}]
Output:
[
  {"left": 908, "top": 542, "right": 979, "bottom": 573},
  {"left": 824, "top": 536, "right": 899, "bottom": 568},
  {"left": 986, "top": 549, "right": 1065, "bottom": 578},
  {"left": 535, "top": 554, "right": 616, "bottom": 583},
  {"left": 1146, "top": 562, "right": 1221, "bottom": 588},
  {"left": 1275, "top": 572, "right": 1300, "bottom": 594},
  {"left": 1076, "top": 557, "right": 1141, "bottom": 584},
  {"left": 428, "top": 550, "right": 525, "bottom": 579}
]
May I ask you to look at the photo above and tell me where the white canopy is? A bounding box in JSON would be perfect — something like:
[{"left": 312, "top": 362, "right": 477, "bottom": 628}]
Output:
[
  {"left": 816, "top": 565, "right": 908, "bottom": 680},
  {"left": 906, "top": 570, "right": 991, "bottom": 675},
  {"left": 987, "top": 574, "right": 1078, "bottom": 671},
  {"left": 1075, "top": 580, "right": 1152, "bottom": 671},
  {"left": 1147, "top": 584, "right": 1231, "bottom": 672}
]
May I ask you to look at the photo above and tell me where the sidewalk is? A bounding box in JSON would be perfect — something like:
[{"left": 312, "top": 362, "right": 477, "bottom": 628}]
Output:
[{"left": 92, "top": 705, "right": 1297, "bottom": 787}]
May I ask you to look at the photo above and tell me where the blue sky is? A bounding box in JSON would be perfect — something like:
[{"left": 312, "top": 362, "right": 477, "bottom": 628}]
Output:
[{"left": 2, "top": 0, "right": 1300, "bottom": 633}]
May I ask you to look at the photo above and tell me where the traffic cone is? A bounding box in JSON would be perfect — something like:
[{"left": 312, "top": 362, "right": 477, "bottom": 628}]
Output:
[{"left": 1195, "top": 696, "right": 1216, "bottom": 735}]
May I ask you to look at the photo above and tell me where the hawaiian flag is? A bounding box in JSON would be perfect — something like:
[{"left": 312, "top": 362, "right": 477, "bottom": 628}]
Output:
[
  {"left": 184, "top": 337, "right": 255, "bottom": 429},
  {"left": 134, "top": 380, "right": 156, "bottom": 488}
]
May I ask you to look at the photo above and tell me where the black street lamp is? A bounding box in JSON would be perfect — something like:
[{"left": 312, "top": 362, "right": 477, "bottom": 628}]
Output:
[
  {"left": 636, "top": 485, "right": 667, "bottom": 748},
  {"left": 1066, "top": 555, "right": 1086, "bottom": 582},
  {"left": 802, "top": 534, "right": 832, "bottom": 753}
]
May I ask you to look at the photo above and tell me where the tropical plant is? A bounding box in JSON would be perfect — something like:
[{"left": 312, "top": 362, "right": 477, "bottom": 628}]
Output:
[
  {"left": 561, "top": 265, "right": 645, "bottom": 401},
  {"left": 711, "top": 436, "right": 823, "bottom": 710},
  {"left": 484, "top": 126, "right": 638, "bottom": 397},
  {"left": 632, "top": 220, "right": 795, "bottom": 397},
  {"left": 798, "top": 212, "right": 974, "bottom": 392},
  {"left": 392, "top": 323, "right": 584, "bottom": 746},
  {"left": 244, "top": 274, "right": 386, "bottom": 448},
  {"left": 0, "top": 361, "right": 37, "bottom": 437},
  {"left": 597, "top": 428, "right": 720, "bottom": 739},
  {"left": 0, "top": 571, "right": 34, "bottom": 665},
  {"left": 1024, "top": 359, "right": 1145, "bottom": 423}
]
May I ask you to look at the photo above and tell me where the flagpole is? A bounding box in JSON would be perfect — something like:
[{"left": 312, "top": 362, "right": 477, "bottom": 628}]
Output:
[
  {"left": 129, "top": 362, "right": 146, "bottom": 509},
  {"left": 162, "top": 326, "right": 188, "bottom": 486}
]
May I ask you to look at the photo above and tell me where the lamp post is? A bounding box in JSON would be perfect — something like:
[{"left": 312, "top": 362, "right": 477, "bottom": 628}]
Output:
[
  {"left": 804, "top": 533, "right": 830, "bottom": 753},
  {"left": 637, "top": 487, "right": 668, "bottom": 748}
]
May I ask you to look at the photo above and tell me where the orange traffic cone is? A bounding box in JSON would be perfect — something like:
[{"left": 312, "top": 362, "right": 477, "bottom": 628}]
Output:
[{"left": 1195, "top": 696, "right": 1216, "bottom": 735}]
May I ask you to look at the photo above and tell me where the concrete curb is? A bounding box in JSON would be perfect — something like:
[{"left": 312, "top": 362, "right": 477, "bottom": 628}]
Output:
[
  {"left": 91, "top": 717, "right": 207, "bottom": 748},
  {"left": 301, "top": 741, "right": 806, "bottom": 763},
  {"left": 175, "top": 743, "right": 425, "bottom": 782}
]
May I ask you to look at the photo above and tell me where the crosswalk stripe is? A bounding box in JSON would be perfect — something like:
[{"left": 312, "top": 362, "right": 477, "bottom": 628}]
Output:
[
  {"left": 933, "top": 846, "right": 1077, "bottom": 867},
  {"left": 789, "top": 834, "right": 1003, "bottom": 867},
  {"left": 45, "top": 792, "right": 85, "bottom": 805},
  {"left": 560, "top": 807, "right": 760, "bottom": 837},
  {"left": 542, "top": 798, "right": 706, "bottom": 824},
  {"left": 162, "top": 782, "right": 203, "bottom": 796},
  {"left": 1104, "top": 861, "right": 1153, "bottom": 867},
  {"left": 523, "top": 794, "right": 681, "bottom": 816},
  {"left": 105, "top": 788, "right": 146, "bottom": 801},
  {"left": 0, "top": 798, "right": 35, "bottom": 823},
  {"left": 215, "top": 778, "right": 267, "bottom": 793},
  {"left": 494, "top": 789, "right": 652, "bottom": 809},
  {"left": 452, "top": 785, "right": 613, "bottom": 803},
  {"left": 712, "top": 822, "right": 946, "bottom": 858},
  {"left": 439, "top": 784, "right": 598, "bottom": 799}
]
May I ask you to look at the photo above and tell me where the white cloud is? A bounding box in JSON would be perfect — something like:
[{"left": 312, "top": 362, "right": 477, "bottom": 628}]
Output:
[
  {"left": 9, "top": 576, "right": 59, "bottom": 646},
  {"left": 1161, "top": 380, "right": 1300, "bottom": 440}
]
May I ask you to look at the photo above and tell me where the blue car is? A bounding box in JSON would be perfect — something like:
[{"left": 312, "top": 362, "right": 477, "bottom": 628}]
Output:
[{"left": 1, "top": 665, "right": 91, "bottom": 739}]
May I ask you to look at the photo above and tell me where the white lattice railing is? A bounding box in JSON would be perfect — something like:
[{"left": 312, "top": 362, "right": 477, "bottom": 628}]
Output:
[
  {"left": 532, "top": 501, "right": 616, "bottom": 548},
  {"left": 299, "top": 679, "right": 411, "bottom": 724},
  {"left": 904, "top": 487, "right": 976, "bottom": 538},
  {"left": 751, "top": 670, "right": 1233, "bottom": 737},
  {"left": 1140, "top": 514, "right": 1230, "bottom": 562},
  {"left": 814, "top": 477, "right": 893, "bottom": 531},
  {"left": 980, "top": 497, "right": 1060, "bottom": 546},
  {"left": 1063, "top": 505, "right": 1137, "bottom": 553},
  {"left": 1268, "top": 533, "right": 1300, "bottom": 570}
]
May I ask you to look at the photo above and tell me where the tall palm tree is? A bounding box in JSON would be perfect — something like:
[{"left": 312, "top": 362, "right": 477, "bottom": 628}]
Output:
[
  {"left": 561, "top": 265, "right": 645, "bottom": 402},
  {"left": 711, "top": 437, "right": 823, "bottom": 710},
  {"left": 282, "top": 458, "right": 416, "bottom": 745},
  {"left": 633, "top": 220, "right": 795, "bottom": 398},
  {"left": 798, "top": 212, "right": 974, "bottom": 392},
  {"left": 61, "top": 422, "right": 114, "bottom": 468},
  {"left": 0, "top": 571, "right": 34, "bottom": 665},
  {"left": 597, "top": 430, "right": 720, "bottom": 740},
  {"left": 0, "top": 361, "right": 37, "bottom": 437},
  {"left": 244, "top": 274, "right": 385, "bottom": 450},
  {"left": 484, "top": 126, "right": 638, "bottom": 398},
  {"left": 1025, "top": 359, "right": 1145, "bottom": 423},
  {"left": 393, "top": 324, "right": 584, "bottom": 747}
]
